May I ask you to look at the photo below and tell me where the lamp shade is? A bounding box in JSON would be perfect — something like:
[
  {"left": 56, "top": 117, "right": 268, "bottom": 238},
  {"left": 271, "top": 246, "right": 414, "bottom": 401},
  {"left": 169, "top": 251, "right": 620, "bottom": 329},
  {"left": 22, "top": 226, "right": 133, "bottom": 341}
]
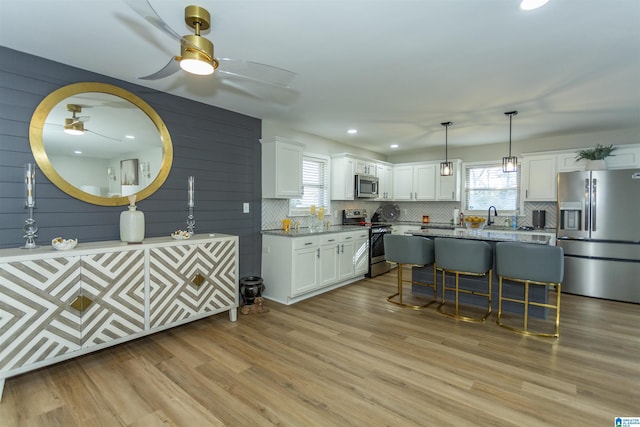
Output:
[
  {"left": 502, "top": 156, "right": 518, "bottom": 173},
  {"left": 440, "top": 161, "right": 454, "bottom": 176}
]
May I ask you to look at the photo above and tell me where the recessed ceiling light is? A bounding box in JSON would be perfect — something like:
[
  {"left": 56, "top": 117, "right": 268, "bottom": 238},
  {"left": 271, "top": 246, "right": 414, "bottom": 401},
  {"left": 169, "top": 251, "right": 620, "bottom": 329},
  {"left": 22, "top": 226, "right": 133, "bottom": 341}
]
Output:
[
  {"left": 125, "top": 135, "right": 135, "bottom": 139},
  {"left": 74, "top": 150, "right": 82, "bottom": 155},
  {"left": 390, "top": 144, "right": 399, "bottom": 149},
  {"left": 520, "top": 0, "right": 550, "bottom": 10},
  {"left": 347, "top": 129, "right": 358, "bottom": 134}
]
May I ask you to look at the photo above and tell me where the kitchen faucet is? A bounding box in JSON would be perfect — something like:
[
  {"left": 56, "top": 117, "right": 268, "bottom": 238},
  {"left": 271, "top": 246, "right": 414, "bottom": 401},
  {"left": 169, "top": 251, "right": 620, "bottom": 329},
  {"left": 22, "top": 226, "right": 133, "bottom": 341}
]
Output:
[{"left": 487, "top": 206, "right": 498, "bottom": 226}]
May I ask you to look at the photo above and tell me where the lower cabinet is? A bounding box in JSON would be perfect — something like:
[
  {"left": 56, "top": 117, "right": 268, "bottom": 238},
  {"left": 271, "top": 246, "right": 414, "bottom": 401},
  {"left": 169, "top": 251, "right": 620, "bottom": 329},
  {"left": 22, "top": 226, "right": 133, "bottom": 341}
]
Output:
[
  {"left": 0, "top": 234, "right": 238, "bottom": 399},
  {"left": 262, "top": 230, "right": 369, "bottom": 305}
]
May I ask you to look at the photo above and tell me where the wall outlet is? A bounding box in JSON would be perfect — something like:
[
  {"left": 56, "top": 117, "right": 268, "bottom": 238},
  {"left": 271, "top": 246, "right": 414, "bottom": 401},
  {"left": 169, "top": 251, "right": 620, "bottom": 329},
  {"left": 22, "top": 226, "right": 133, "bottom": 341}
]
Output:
[{"left": 243, "top": 202, "right": 250, "bottom": 213}]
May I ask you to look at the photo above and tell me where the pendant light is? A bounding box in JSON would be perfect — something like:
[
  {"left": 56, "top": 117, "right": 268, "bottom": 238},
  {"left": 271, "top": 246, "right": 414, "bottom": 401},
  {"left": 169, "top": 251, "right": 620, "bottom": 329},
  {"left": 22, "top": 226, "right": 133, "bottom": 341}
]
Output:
[
  {"left": 440, "top": 121, "right": 454, "bottom": 176},
  {"left": 502, "top": 111, "right": 518, "bottom": 173}
]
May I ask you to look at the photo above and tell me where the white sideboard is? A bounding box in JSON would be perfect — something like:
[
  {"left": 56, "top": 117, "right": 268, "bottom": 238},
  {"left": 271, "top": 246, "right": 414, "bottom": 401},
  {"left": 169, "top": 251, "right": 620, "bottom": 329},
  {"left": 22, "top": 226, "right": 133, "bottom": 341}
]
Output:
[{"left": 0, "top": 234, "right": 238, "bottom": 399}]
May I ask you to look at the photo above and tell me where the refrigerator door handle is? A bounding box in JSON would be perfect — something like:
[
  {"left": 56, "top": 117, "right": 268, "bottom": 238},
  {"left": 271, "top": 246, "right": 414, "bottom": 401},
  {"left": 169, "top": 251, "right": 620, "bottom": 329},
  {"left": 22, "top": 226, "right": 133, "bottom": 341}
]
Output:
[
  {"left": 592, "top": 179, "right": 597, "bottom": 231},
  {"left": 584, "top": 178, "right": 590, "bottom": 231}
]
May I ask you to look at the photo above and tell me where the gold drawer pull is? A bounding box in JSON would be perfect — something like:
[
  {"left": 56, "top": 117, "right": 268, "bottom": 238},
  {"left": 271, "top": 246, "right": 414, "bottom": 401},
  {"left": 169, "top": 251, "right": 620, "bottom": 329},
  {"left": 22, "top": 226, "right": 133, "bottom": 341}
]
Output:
[
  {"left": 192, "top": 273, "right": 206, "bottom": 287},
  {"left": 70, "top": 295, "right": 93, "bottom": 312}
]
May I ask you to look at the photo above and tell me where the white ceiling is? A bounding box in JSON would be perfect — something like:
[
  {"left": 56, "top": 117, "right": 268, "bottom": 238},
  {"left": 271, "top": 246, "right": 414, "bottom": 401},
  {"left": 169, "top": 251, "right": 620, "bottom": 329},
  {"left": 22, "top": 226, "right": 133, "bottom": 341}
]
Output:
[{"left": 1, "top": 0, "right": 639, "bottom": 155}]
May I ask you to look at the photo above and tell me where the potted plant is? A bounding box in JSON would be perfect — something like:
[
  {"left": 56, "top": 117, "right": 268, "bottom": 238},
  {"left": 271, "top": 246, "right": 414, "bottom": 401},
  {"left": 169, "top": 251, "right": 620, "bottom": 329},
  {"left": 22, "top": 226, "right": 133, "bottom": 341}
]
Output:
[{"left": 575, "top": 144, "right": 616, "bottom": 170}]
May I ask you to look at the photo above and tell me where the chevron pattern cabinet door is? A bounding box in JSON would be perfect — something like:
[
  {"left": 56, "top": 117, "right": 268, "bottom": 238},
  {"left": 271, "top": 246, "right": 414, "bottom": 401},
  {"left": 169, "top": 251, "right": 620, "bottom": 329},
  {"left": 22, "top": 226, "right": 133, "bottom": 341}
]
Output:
[
  {"left": 0, "top": 257, "right": 82, "bottom": 372},
  {"left": 80, "top": 249, "right": 145, "bottom": 349},
  {"left": 149, "top": 239, "right": 237, "bottom": 329}
]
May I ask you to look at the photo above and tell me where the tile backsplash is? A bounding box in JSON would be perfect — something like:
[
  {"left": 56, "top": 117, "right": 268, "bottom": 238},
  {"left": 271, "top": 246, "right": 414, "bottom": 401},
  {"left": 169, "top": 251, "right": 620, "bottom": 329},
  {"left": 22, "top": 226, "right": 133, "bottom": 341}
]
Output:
[{"left": 262, "top": 199, "right": 557, "bottom": 230}]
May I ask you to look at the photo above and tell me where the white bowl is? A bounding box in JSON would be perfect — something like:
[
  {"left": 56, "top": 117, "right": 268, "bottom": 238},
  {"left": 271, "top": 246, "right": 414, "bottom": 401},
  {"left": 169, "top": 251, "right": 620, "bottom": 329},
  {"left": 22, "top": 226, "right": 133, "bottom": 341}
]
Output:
[
  {"left": 51, "top": 237, "right": 78, "bottom": 251},
  {"left": 171, "top": 230, "right": 191, "bottom": 240}
]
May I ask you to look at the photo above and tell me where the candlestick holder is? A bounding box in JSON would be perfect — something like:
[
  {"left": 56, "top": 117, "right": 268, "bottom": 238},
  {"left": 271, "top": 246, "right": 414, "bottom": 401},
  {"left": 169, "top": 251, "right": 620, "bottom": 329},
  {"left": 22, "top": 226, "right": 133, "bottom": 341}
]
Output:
[
  {"left": 186, "top": 205, "right": 196, "bottom": 236},
  {"left": 23, "top": 163, "right": 38, "bottom": 249},
  {"left": 23, "top": 205, "right": 38, "bottom": 249}
]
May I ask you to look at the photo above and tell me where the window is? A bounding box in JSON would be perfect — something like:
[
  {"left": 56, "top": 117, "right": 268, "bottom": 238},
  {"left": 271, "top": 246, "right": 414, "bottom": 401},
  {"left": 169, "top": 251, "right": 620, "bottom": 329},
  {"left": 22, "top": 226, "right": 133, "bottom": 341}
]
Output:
[
  {"left": 289, "top": 154, "right": 331, "bottom": 216},
  {"left": 464, "top": 163, "right": 520, "bottom": 213}
]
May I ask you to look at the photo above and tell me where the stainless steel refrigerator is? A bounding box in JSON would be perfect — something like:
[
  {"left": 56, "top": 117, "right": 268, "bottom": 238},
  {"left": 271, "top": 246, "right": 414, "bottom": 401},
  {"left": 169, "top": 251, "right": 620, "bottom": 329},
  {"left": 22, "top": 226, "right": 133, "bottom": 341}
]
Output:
[{"left": 557, "top": 169, "right": 640, "bottom": 303}]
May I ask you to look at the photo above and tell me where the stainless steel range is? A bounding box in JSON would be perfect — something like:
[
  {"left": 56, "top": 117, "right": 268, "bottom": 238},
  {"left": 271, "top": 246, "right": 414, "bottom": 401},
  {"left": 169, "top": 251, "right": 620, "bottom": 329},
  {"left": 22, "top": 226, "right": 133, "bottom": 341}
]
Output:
[{"left": 342, "top": 209, "right": 392, "bottom": 277}]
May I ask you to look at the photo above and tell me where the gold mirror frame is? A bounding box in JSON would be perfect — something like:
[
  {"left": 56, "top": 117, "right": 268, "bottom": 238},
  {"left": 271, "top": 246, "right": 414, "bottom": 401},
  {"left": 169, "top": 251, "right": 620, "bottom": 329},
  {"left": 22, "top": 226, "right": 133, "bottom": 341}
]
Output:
[{"left": 29, "top": 82, "right": 173, "bottom": 206}]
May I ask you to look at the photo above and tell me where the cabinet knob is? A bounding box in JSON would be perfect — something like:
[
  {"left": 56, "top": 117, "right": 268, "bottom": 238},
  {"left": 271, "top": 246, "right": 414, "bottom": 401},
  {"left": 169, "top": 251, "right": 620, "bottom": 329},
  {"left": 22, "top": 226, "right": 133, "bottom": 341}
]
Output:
[
  {"left": 192, "top": 273, "right": 206, "bottom": 287},
  {"left": 70, "top": 295, "right": 93, "bottom": 312}
]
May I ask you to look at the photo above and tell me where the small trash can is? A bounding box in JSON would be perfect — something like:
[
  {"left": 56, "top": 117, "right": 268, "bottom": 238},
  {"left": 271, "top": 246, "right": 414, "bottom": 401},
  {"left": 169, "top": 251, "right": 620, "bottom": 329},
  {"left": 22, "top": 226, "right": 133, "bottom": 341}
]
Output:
[{"left": 239, "top": 276, "right": 264, "bottom": 306}]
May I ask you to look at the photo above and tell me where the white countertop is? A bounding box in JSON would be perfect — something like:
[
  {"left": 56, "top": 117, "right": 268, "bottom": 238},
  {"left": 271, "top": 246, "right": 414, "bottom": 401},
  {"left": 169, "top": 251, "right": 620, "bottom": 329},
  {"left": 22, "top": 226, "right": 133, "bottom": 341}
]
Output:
[{"left": 408, "top": 228, "right": 553, "bottom": 245}]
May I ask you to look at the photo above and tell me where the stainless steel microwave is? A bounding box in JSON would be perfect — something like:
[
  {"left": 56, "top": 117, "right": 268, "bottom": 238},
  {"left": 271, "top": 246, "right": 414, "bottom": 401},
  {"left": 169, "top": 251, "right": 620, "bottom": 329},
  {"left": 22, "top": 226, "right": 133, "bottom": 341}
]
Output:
[{"left": 355, "top": 174, "right": 379, "bottom": 198}]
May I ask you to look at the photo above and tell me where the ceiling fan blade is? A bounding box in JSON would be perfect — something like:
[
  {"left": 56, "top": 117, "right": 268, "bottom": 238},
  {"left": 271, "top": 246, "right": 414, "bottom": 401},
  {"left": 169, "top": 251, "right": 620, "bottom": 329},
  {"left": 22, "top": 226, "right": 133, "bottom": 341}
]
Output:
[
  {"left": 124, "top": 0, "right": 209, "bottom": 57},
  {"left": 139, "top": 56, "right": 181, "bottom": 80},
  {"left": 123, "top": 0, "right": 185, "bottom": 43},
  {"left": 216, "top": 58, "right": 296, "bottom": 88}
]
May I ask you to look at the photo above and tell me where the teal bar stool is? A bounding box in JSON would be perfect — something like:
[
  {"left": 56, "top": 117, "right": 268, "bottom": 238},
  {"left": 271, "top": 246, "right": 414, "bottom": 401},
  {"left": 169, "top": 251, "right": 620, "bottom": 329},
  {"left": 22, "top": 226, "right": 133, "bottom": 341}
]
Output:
[
  {"left": 435, "top": 238, "right": 493, "bottom": 322},
  {"left": 383, "top": 234, "right": 437, "bottom": 309},
  {"left": 495, "top": 242, "right": 564, "bottom": 337}
]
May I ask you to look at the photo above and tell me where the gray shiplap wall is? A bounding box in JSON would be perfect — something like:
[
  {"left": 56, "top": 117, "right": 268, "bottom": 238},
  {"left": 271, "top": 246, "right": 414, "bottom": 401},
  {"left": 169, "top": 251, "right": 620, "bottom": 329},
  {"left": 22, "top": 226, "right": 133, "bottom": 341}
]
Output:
[{"left": 0, "top": 47, "right": 262, "bottom": 277}]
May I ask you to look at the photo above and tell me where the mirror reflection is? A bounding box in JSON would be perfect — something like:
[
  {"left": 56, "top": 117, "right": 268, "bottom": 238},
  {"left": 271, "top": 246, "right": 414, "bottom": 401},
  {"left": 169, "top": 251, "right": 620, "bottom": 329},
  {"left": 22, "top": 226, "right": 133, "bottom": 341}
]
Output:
[
  {"left": 44, "top": 92, "right": 162, "bottom": 197},
  {"left": 30, "top": 83, "right": 173, "bottom": 206}
]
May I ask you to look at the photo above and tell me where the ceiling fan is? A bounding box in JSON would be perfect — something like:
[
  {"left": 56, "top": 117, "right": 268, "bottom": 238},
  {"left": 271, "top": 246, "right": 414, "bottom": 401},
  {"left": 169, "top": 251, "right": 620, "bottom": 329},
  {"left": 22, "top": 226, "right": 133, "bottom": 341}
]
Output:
[
  {"left": 63, "top": 104, "right": 90, "bottom": 135},
  {"left": 123, "top": 0, "right": 296, "bottom": 91}
]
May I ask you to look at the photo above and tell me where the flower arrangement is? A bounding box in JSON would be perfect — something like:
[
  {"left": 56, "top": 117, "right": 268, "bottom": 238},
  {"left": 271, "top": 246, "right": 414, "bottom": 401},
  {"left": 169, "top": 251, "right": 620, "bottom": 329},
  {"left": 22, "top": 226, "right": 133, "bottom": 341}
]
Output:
[{"left": 575, "top": 144, "right": 616, "bottom": 161}]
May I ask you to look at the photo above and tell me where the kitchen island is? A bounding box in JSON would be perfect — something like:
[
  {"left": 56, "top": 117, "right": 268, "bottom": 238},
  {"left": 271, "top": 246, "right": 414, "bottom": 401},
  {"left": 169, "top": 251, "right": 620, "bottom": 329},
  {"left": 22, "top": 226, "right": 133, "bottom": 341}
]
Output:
[
  {"left": 405, "top": 227, "right": 555, "bottom": 318},
  {"left": 409, "top": 227, "right": 553, "bottom": 245}
]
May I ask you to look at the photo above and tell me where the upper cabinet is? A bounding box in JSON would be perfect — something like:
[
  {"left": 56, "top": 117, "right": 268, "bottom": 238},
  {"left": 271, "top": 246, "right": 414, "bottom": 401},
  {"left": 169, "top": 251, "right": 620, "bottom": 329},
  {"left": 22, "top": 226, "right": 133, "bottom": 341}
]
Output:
[
  {"left": 560, "top": 144, "right": 640, "bottom": 171},
  {"left": 331, "top": 155, "right": 356, "bottom": 200},
  {"left": 435, "top": 159, "right": 462, "bottom": 201},
  {"left": 355, "top": 159, "right": 376, "bottom": 176},
  {"left": 375, "top": 162, "right": 393, "bottom": 200},
  {"left": 522, "top": 154, "right": 558, "bottom": 201},
  {"left": 393, "top": 163, "right": 436, "bottom": 201},
  {"left": 261, "top": 137, "right": 305, "bottom": 199}
]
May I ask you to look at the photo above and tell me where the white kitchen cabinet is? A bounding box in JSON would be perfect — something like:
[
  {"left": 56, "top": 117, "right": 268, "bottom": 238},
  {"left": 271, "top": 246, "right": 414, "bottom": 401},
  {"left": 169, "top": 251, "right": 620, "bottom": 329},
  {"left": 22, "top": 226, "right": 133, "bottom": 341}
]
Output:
[
  {"left": 261, "top": 137, "right": 305, "bottom": 198},
  {"left": 331, "top": 155, "right": 356, "bottom": 200},
  {"left": 522, "top": 154, "right": 558, "bottom": 201},
  {"left": 319, "top": 235, "right": 340, "bottom": 286},
  {"left": 556, "top": 152, "right": 584, "bottom": 172},
  {"left": 338, "top": 232, "right": 356, "bottom": 281},
  {"left": 292, "top": 237, "right": 321, "bottom": 296},
  {"left": 376, "top": 162, "right": 393, "bottom": 200},
  {"left": 262, "top": 230, "right": 368, "bottom": 305},
  {"left": 356, "top": 159, "right": 376, "bottom": 176},
  {"left": 393, "top": 163, "right": 436, "bottom": 201},
  {"left": 0, "top": 235, "right": 238, "bottom": 399},
  {"left": 436, "top": 159, "right": 462, "bottom": 201},
  {"left": 354, "top": 230, "right": 370, "bottom": 276}
]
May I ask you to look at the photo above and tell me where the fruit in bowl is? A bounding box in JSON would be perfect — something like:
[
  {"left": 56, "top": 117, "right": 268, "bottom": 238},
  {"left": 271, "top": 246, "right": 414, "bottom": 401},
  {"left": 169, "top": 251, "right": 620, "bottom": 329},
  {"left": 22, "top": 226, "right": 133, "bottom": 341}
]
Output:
[{"left": 464, "top": 216, "right": 486, "bottom": 231}]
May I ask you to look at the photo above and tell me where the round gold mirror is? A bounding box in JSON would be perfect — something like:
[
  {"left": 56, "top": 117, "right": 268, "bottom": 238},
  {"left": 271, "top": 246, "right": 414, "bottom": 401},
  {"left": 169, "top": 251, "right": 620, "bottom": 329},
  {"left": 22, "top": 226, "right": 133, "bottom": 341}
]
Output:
[{"left": 29, "top": 82, "right": 173, "bottom": 206}]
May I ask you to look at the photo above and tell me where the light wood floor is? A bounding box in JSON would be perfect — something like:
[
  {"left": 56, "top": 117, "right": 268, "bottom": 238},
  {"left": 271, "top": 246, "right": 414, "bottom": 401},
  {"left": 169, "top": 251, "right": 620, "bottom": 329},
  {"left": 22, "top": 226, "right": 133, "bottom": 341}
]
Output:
[{"left": 1, "top": 270, "right": 638, "bottom": 426}]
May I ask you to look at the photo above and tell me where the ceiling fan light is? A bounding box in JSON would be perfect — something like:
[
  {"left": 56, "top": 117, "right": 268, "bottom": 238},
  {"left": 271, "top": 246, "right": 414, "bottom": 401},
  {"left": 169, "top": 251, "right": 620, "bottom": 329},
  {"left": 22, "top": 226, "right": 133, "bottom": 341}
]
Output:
[
  {"left": 64, "top": 119, "right": 84, "bottom": 135},
  {"left": 180, "top": 34, "right": 215, "bottom": 75},
  {"left": 502, "top": 156, "right": 518, "bottom": 173},
  {"left": 180, "top": 58, "right": 214, "bottom": 75}
]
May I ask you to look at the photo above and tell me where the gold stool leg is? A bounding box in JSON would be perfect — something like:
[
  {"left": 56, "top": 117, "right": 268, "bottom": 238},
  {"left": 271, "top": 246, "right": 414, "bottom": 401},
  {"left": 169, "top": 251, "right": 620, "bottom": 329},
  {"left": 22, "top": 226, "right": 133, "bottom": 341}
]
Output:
[{"left": 387, "top": 263, "right": 434, "bottom": 310}]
